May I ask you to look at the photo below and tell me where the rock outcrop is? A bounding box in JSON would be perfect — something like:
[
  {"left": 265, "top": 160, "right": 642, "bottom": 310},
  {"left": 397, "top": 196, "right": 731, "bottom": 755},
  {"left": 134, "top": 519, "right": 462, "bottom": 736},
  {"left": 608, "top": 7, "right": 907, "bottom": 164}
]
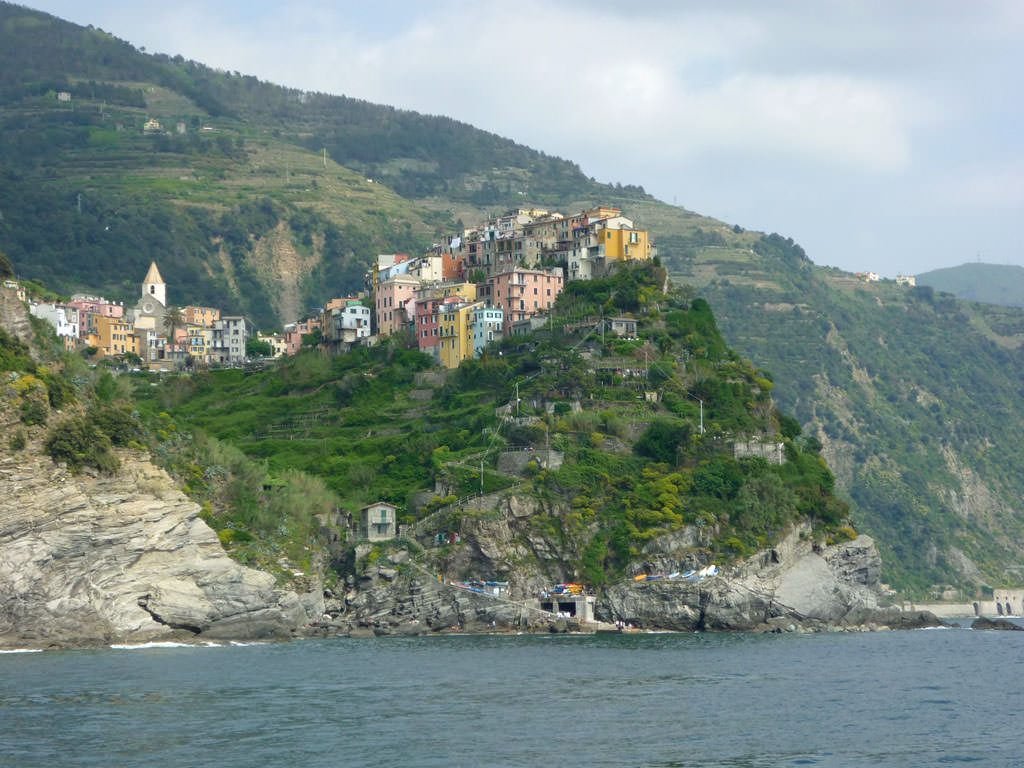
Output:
[
  {"left": 0, "top": 284, "right": 35, "bottom": 351},
  {"left": 599, "top": 526, "right": 944, "bottom": 632},
  {"left": 0, "top": 451, "right": 310, "bottom": 649},
  {"left": 971, "top": 617, "right": 1024, "bottom": 631}
]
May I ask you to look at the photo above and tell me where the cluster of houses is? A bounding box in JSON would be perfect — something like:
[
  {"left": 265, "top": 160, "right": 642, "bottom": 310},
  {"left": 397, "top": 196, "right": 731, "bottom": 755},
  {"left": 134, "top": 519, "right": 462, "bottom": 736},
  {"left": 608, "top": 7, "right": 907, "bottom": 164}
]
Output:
[
  {"left": 7, "top": 204, "right": 654, "bottom": 370},
  {"left": 369, "top": 205, "right": 655, "bottom": 368},
  {"left": 17, "top": 263, "right": 256, "bottom": 369}
]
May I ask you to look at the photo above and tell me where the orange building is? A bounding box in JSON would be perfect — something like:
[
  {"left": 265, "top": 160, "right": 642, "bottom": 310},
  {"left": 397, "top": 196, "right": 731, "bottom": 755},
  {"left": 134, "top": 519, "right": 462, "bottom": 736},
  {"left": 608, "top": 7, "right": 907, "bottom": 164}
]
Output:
[{"left": 94, "top": 315, "right": 138, "bottom": 357}]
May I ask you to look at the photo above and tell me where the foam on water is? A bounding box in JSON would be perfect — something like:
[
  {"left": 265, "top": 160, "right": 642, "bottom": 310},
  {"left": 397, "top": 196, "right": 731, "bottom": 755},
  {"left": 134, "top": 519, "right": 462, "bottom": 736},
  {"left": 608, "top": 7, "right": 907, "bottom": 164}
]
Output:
[{"left": 108, "top": 641, "right": 223, "bottom": 650}]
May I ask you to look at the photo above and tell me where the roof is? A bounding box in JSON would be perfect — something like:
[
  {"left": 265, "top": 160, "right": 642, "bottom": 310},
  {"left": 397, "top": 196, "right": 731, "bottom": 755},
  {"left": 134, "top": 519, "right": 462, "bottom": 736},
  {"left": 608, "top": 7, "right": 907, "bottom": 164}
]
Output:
[
  {"left": 143, "top": 261, "right": 165, "bottom": 285},
  {"left": 360, "top": 501, "right": 398, "bottom": 511}
]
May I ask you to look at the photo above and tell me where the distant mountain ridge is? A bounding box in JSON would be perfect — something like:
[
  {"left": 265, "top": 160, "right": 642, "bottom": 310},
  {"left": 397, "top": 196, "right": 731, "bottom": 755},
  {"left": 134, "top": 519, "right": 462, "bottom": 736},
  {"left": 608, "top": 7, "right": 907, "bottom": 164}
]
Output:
[{"left": 916, "top": 263, "right": 1024, "bottom": 308}]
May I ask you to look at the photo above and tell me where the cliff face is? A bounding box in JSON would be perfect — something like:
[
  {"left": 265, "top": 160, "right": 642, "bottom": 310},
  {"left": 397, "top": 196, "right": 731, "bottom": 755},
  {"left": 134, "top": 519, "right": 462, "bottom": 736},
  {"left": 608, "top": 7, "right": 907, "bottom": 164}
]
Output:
[
  {"left": 0, "top": 285, "right": 35, "bottom": 349},
  {"left": 599, "top": 525, "right": 940, "bottom": 631},
  {"left": 0, "top": 450, "right": 311, "bottom": 649},
  {"left": 320, "top": 496, "right": 940, "bottom": 636}
]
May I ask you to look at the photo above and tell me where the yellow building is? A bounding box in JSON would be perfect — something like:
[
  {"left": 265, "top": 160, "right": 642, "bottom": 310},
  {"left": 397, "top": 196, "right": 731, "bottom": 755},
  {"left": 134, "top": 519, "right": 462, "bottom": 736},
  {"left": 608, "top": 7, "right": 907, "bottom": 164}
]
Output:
[
  {"left": 438, "top": 300, "right": 485, "bottom": 369},
  {"left": 601, "top": 226, "right": 653, "bottom": 262},
  {"left": 183, "top": 306, "right": 221, "bottom": 328},
  {"left": 94, "top": 315, "right": 138, "bottom": 357},
  {"left": 442, "top": 282, "right": 477, "bottom": 302},
  {"left": 257, "top": 331, "right": 288, "bottom": 358},
  {"left": 187, "top": 326, "right": 215, "bottom": 363}
]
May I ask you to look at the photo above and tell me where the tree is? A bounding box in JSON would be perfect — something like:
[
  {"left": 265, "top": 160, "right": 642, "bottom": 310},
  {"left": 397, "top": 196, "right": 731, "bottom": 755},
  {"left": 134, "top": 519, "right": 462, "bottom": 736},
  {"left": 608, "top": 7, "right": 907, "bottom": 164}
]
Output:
[
  {"left": 163, "top": 307, "right": 185, "bottom": 350},
  {"left": 246, "top": 337, "right": 274, "bottom": 358},
  {"left": 634, "top": 419, "right": 691, "bottom": 464}
]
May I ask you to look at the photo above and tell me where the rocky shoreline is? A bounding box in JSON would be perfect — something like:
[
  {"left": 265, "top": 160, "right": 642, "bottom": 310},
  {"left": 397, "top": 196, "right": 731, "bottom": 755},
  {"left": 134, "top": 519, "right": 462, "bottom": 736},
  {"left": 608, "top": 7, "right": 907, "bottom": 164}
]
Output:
[{"left": 1, "top": 445, "right": 946, "bottom": 650}]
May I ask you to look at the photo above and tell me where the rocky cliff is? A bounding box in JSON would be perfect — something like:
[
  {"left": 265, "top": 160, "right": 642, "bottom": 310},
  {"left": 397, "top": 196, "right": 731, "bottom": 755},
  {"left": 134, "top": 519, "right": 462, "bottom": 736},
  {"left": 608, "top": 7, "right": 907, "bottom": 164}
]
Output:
[
  {"left": 0, "top": 449, "right": 312, "bottom": 649},
  {"left": 319, "top": 495, "right": 941, "bottom": 635},
  {"left": 0, "top": 284, "right": 35, "bottom": 349},
  {"left": 599, "top": 525, "right": 941, "bottom": 632}
]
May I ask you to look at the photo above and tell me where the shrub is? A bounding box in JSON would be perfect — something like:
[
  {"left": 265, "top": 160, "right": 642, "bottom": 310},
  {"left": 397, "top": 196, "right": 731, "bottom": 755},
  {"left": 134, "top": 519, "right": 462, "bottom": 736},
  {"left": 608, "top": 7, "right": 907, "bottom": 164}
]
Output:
[
  {"left": 88, "top": 405, "right": 142, "bottom": 445},
  {"left": 43, "top": 416, "right": 120, "bottom": 473},
  {"left": 19, "top": 395, "right": 49, "bottom": 426},
  {"left": 634, "top": 419, "right": 691, "bottom": 464},
  {"left": 9, "top": 429, "right": 26, "bottom": 452}
]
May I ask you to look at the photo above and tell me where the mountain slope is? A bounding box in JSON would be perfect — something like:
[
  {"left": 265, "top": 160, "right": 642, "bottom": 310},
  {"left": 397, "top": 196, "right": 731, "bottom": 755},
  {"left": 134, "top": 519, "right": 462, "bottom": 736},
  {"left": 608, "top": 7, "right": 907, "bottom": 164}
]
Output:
[
  {"left": 916, "top": 263, "right": 1024, "bottom": 309},
  {"left": 667, "top": 239, "right": 1024, "bottom": 591},
  {"left": 0, "top": 1, "right": 651, "bottom": 325}
]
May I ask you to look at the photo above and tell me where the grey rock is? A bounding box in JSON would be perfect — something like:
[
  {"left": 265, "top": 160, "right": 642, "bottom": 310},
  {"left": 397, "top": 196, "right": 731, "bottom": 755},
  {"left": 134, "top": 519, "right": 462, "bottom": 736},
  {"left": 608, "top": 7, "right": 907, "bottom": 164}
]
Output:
[
  {"left": 972, "top": 616, "right": 1024, "bottom": 631},
  {"left": 0, "top": 452, "right": 307, "bottom": 648},
  {"left": 597, "top": 525, "right": 943, "bottom": 632}
]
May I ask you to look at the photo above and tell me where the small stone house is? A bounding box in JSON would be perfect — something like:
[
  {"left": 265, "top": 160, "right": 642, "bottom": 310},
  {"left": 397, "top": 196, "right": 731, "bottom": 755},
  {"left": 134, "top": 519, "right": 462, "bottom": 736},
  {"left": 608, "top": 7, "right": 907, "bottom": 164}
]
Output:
[{"left": 359, "top": 502, "right": 397, "bottom": 541}]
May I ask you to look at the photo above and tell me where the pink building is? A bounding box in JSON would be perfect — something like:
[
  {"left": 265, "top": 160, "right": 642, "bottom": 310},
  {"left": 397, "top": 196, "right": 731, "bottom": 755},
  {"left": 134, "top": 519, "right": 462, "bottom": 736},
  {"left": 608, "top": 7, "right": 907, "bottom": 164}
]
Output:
[
  {"left": 414, "top": 295, "right": 467, "bottom": 360},
  {"left": 483, "top": 268, "right": 563, "bottom": 334},
  {"left": 375, "top": 275, "right": 420, "bottom": 336},
  {"left": 68, "top": 294, "right": 124, "bottom": 319},
  {"left": 413, "top": 295, "right": 443, "bottom": 356},
  {"left": 284, "top": 317, "right": 322, "bottom": 355}
]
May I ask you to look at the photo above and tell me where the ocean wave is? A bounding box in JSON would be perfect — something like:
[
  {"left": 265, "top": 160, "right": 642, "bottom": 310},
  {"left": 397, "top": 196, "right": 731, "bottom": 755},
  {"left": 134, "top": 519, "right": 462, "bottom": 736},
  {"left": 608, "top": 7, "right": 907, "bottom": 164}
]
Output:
[
  {"left": 0, "top": 648, "right": 44, "bottom": 654},
  {"left": 109, "top": 641, "right": 223, "bottom": 650}
]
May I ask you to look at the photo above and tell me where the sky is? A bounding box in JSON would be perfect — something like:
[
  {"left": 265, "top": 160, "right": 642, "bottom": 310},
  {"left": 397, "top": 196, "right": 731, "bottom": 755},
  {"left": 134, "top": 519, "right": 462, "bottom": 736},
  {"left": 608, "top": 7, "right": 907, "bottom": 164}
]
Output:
[{"left": 23, "top": 1, "right": 1024, "bottom": 275}]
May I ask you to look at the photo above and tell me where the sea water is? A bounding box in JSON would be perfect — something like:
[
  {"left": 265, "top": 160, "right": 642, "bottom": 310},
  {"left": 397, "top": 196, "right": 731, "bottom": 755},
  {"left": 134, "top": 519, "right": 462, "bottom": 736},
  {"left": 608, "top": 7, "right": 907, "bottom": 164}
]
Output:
[{"left": 1, "top": 624, "right": 1021, "bottom": 767}]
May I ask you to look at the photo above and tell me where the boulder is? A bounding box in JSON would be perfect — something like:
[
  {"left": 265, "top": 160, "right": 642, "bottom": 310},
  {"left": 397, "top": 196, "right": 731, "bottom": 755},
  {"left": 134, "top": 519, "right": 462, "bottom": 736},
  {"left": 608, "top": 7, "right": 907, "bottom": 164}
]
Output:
[{"left": 972, "top": 616, "right": 1024, "bottom": 631}]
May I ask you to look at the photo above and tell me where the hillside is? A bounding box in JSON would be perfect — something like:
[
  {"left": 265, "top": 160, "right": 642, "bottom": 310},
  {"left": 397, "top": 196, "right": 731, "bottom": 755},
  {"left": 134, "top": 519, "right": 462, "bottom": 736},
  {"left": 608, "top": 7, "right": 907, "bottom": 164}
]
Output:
[
  {"left": 3, "top": 275, "right": 931, "bottom": 641},
  {"left": 916, "top": 263, "right": 1024, "bottom": 309},
  {"left": 0, "top": 1, "right": 654, "bottom": 326},
  {"left": 132, "top": 265, "right": 847, "bottom": 589},
  {"left": 667, "top": 239, "right": 1024, "bottom": 591},
  {"left": 4, "top": 2, "right": 1024, "bottom": 593}
]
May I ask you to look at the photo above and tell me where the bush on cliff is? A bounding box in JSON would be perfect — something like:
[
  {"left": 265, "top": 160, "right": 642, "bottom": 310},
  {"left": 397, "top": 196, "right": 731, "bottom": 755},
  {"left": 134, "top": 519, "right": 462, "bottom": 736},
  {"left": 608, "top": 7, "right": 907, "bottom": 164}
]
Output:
[
  {"left": 44, "top": 415, "right": 120, "bottom": 474},
  {"left": 87, "top": 404, "right": 143, "bottom": 445},
  {"left": 0, "top": 327, "right": 35, "bottom": 373}
]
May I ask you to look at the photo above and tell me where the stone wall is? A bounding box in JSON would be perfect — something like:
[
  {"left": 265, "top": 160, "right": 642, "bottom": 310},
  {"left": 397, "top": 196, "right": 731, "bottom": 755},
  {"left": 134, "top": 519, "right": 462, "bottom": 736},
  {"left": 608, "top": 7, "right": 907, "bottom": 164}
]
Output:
[
  {"left": 497, "top": 449, "right": 563, "bottom": 474},
  {"left": 733, "top": 440, "right": 785, "bottom": 465}
]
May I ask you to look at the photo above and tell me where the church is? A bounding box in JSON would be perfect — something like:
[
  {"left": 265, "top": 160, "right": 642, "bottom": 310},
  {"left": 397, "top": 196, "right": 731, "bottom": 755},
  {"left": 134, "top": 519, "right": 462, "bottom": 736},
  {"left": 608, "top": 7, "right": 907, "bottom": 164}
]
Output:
[{"left": 129, "top": 261, "right": 168, "bottom": 363}]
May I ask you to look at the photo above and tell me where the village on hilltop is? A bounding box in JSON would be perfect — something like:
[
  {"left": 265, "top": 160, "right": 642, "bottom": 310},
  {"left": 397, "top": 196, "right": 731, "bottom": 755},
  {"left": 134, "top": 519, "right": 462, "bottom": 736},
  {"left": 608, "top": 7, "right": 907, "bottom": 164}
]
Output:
[{"left": 7, "top": 205, "right": 656, "bottom": 370}]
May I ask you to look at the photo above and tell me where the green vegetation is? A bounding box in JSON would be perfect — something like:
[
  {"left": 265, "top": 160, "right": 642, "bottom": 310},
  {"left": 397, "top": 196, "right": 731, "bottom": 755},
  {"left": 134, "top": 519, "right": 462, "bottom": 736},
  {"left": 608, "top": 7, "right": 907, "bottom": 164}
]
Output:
[
  {"left": 137, "top": 264, "right": 845, "bottom": 585},
  {"left": 43, "top": 414, "right": 120, "bottom": 473},
  {"left": 0, "top": 327, "right": 35, "bottom": 373},
  {"left": 665, "top": 232, "right": 1024, "bottom": 594}
]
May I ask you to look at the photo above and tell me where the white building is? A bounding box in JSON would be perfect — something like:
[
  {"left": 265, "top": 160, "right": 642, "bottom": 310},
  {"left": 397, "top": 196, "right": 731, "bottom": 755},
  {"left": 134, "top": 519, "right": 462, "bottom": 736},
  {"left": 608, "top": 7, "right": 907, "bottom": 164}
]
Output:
[
  {"left": 359, "top": 502, "right": 397, "bottom": 541},
  {"left": 212, "top": 316, "right": 255, "bottom": 364},
  {"left": 471, "top": 306, "right": 503, "bottom": 357},
  {"left": 30, "top": 303, "right": 79, "bottom": 341}
]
